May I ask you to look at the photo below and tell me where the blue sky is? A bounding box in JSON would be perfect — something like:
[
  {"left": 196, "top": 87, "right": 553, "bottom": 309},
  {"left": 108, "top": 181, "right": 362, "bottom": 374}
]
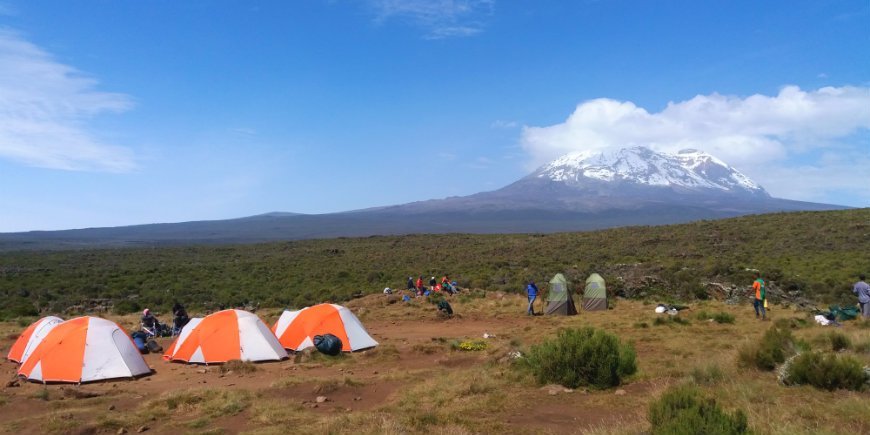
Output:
[{"left": 1, "top": 0, "right": 868, "bottom": 232}]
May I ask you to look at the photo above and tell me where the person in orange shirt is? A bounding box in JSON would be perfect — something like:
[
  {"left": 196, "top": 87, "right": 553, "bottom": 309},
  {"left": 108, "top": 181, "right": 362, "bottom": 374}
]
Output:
[{"left": 752, "top": 272, "right": 766, "bottom": 320}]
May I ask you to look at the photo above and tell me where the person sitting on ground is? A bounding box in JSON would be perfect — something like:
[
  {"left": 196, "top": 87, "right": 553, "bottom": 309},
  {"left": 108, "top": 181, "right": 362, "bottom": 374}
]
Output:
[
  {"left": 171, "top": 303, "right": 190, "bottom": 334},
  {"left": 141, "top": 308, "right": 160, "bottom": 334},
  {"left": 441, "top": 275, "right": 454, "bottom": 294},
  {"left": 526, "top": 280, "right": 539, "bottom": 315},
  {"left": 751, "top": 272, "right": 767, "bottom": 320}
]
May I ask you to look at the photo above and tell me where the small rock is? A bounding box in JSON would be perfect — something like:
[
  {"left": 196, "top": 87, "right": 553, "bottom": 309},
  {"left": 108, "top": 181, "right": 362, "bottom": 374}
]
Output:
[
  {"left": 108, "top": 405, "right": 116, "bottom": 411},
  {"left": 116, "top": 428, "right": 127, "bottom": 435},
  {"left": 353, "top": 396, "right": 362, "bottom": 401},
  {"left": 4, "top": 380, "right": 20, "bottom": 388},
  {"left": 372, "top": 370, "right": 379, "bottom": 375},
  {"left": 136, "top": 425, "right": 149, "bottom": 433},
  {"left": 196, "top": 369, "right": 207, "bottom": 374},
  {"left": 615, "top": 389, "right": 627, "bottom": 396},
  {"left": 316, "top": 396, "right": 328, "bottom": 403}
]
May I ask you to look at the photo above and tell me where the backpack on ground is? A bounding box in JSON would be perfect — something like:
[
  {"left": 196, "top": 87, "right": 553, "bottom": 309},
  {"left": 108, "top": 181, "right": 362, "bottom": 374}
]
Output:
[
  {"left": 313, "top": 334, "right": 343, "bottom": 356},
  {"left": 437, "top": 300, "right": 453, "bottom": 316}
]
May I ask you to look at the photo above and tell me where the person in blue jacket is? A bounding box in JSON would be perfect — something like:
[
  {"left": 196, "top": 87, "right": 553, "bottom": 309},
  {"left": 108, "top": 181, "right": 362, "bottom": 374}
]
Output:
[{"left": 526, "top": 280, "right": 539, "bottom": 315}]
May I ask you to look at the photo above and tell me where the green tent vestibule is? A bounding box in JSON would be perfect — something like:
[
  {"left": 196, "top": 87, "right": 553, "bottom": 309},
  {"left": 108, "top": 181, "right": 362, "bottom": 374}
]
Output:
[
  {"left": 545, "top": 273, "right": 577, "bottom": 315},
  {"left": 583, "top": 273, "right": 607, "bottom": 311}
]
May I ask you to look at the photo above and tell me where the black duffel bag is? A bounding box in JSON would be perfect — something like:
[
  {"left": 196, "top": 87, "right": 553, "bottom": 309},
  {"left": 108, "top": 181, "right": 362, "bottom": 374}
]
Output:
[{"left": 313, "top": 334, "right": 343, "bottom": 356}]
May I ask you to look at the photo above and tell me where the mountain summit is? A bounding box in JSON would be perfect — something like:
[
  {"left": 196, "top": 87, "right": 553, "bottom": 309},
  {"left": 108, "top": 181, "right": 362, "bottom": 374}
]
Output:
[{"left": 534, "top": 147, "right": 767, "bottom": 197}]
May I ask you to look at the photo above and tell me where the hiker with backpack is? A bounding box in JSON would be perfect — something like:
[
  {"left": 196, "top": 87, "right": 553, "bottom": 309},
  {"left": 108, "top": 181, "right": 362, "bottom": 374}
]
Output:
[
  {"left": 751, "top": 272, "right": 767, "bottom": 320},
  {"left": 526, "top": 280, "right": 539, "bottom": 315},
  {"left": 853, "top": 274, "right": 870, "bottom": 319}
]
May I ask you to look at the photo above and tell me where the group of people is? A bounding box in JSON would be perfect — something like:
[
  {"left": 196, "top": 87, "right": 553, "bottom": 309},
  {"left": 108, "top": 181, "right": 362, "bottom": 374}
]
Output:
[
  {"left": 140, "top": 302, "right": 191, "bottom": 338},
  {"left": 750, "top": 272, "right": 870, "bottom": 321},
  {"left": 406, "top": 274, "right": 458, "bottom": 296}
]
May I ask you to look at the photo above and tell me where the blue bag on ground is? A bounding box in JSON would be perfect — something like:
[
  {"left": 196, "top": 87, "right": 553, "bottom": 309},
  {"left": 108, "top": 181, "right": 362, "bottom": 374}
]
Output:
[
  {"left": 131, "top": 331, "right": 149, "bottom": 354},
  {"left": 313, "top": 334, "right": 343, "bottom": 356}
]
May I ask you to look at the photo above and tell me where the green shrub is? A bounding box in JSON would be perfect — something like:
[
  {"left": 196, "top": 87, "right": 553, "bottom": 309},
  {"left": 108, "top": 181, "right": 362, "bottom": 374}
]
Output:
[
  {"left": 826, "top": 331, "right": 851, "bottom": 351},
  {"left": 712, "top": 312, "right": 735, "bottom": 324},
  {"left": 113, "top": 299, "right": 141, "bottom": 315},
  {"left": 521, "top": 327, "right": 637, "bottom": 389},
  {"left": 783, "top": 352, "right": 867, "bottom": 391},
  {"left": 737, "top": 325, "right": 796, "bottom": 371},
  {"left": 696, "top": 310, "right": 735, "bottom": 324},
  {"left": 649, "top": 384, "right": 749, "bottom": 435}
]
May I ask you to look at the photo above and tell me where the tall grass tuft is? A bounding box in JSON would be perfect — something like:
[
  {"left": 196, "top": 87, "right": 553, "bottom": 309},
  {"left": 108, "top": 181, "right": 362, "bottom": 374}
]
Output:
[
  {"left": 649, "top": 384, "right": 750, "bottom": 435},
  {"left": 737, "top": 325, "right": 796, "bottom": 371},
  {"left": 520, "top": 327, "right": 637, "bottom": 389}
]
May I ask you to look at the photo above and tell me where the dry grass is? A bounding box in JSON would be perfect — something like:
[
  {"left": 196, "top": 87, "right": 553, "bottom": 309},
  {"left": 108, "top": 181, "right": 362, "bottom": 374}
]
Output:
[{"left": 1, "top": 298, "right": 868, "bottom": 434}]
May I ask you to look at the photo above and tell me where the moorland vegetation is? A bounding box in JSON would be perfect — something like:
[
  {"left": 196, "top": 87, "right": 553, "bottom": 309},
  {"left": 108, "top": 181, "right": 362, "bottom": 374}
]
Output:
[{"left": 0, "top": 209, "right": 867, "bottom": 320}]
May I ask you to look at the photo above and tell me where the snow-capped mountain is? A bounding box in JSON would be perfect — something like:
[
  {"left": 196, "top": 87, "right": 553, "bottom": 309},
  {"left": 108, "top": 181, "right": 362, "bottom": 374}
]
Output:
[
  {"left": 535, "top": 147, "right": 768, "bottom": 197},
  {"left": 0, "top": 146, "right": 845, "bottom": 249}
]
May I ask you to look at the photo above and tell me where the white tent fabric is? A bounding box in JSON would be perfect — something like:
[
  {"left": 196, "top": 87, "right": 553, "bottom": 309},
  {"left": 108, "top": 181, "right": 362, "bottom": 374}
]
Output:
[{"left": 163, "top": 310, "right": 287, "bottom": 363}]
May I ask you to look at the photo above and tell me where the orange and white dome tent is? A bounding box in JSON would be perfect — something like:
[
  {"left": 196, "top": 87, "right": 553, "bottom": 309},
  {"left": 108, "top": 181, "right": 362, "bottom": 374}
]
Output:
[
  {"left": 163, "top": 309, "right": 287, "bottom": 364},
  {"left": 272, "top": 304, "right": 378, "bottom": 352},
  {"left": 18, "top": 316, "right": 151, "bottom": 383},
  {"left": 7, "top": 316, "right": 63, "bottom": 364}
]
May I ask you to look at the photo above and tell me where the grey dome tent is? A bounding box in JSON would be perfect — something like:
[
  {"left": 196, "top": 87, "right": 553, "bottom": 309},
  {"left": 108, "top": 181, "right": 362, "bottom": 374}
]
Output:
[
  {"left": 583, "top": 273, "right": 607, "bottom": 311},
  {"left": 545, "top": 273, "right": 577, "bottom": 315}
]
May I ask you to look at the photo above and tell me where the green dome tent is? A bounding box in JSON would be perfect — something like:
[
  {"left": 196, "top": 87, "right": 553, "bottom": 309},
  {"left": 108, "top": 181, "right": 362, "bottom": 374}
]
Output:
[
  {"left": 583, "top": 273, "right": 607, "bottom": 311},
  {"left": 545, "top": 273, "right": 577, "bottom": 316}
]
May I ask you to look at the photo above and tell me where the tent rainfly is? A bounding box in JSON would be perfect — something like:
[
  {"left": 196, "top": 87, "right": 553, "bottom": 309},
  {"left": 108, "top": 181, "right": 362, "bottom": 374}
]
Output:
[
  {"left": 545, "top": 273, "right": 577, "bottom": 315},
  {"left": 163, "top": 309, "right": 287, "bottom": 364},
  {"left": 273, "top": 304, "right": 378, "bottom": 352},
  {"left": 17, "top": 316, "right": 151, "bottom": 383},
  {"left": 583, "top": 273, "right": 608, "bottom": 311},
  {"left": 6, "top": 316, "right": 63, "bottom": 364}
]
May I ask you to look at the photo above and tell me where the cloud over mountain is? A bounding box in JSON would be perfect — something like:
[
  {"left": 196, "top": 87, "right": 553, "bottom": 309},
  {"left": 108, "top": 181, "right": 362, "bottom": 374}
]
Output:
[{"left": 521, "top": 86, "right": 870, "bottom": 204}]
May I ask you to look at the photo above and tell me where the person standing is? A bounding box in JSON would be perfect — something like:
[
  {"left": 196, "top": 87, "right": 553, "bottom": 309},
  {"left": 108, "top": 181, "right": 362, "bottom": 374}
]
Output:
[
  {"left": 853, "top": 274, "right": 870, "bottom": 319},
  {"left": 526, "top": 280, "right": 539, "bottom": 315},
  {"left": 407, "top": 276, "right": 415, "bottom": 291},
  {"left": 416, "top": 276, "right": 424, "bottom": 292},
  {"left": 752, "top": 272, "right": 766, "bottom": 320}
]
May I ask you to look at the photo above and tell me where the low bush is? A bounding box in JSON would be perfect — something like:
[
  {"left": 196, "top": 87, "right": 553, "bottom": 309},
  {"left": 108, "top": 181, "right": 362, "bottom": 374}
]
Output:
[
  {"left": 826, "top": 331, "right": 852, "bottom": 351},
  {"left": 783, "top": 352, "right": 867, "bottom": 391},
  {"left": 654, "top": 316, "right": 690, "bottom": 326},
  {"left": 737, "top": 325, "right": 796, "bottom": 371},
  {"left": 521, "top": 327, "right": 637, "bottom": 389},
  {"left": 649, "top": 384, "right": 749, "bottom": 435}
]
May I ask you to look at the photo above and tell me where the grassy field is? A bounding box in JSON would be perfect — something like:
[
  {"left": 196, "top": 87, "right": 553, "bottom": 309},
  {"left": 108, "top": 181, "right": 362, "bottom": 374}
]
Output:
[
  {"left": 0, "top": 294, "right": 868, "bottom": 434},
  {"left": 1, "top": 208, "right": 868, "bottom": 320}
]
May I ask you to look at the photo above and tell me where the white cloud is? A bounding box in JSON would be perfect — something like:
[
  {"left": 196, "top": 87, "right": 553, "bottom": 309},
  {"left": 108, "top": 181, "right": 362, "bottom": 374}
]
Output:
[
  {"left": 521, "top": 86, "right": 870, "bottom": 205},
  {"left": 370, "top": 0, "right": 494, "bottom": 39},
  {"left": 490, "top": 119, "right": 517, "bottom": 129},
  {"left": 0, "top": 28, "right": 136, "bottom": 172}
]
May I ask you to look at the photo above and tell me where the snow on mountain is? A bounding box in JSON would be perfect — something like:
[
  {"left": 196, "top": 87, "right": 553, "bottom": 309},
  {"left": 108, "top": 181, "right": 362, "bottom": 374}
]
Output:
[{"left": 536, "top": 146, "right": 767, "bottom": 196}]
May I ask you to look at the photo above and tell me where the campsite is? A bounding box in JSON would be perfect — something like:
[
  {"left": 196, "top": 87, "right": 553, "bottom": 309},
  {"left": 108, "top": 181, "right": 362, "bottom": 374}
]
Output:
[
  {"left": 1, "top": 210, "right": 870, "bottom": 433},
  {"left": 1, "top": 286, "right": 869, "bottom": 434}
]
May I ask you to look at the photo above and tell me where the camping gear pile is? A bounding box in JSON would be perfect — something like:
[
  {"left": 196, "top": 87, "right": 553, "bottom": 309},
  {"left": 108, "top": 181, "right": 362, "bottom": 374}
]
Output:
[{"left": 813, "top": 305, "right": 860, "bottom": 326}]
